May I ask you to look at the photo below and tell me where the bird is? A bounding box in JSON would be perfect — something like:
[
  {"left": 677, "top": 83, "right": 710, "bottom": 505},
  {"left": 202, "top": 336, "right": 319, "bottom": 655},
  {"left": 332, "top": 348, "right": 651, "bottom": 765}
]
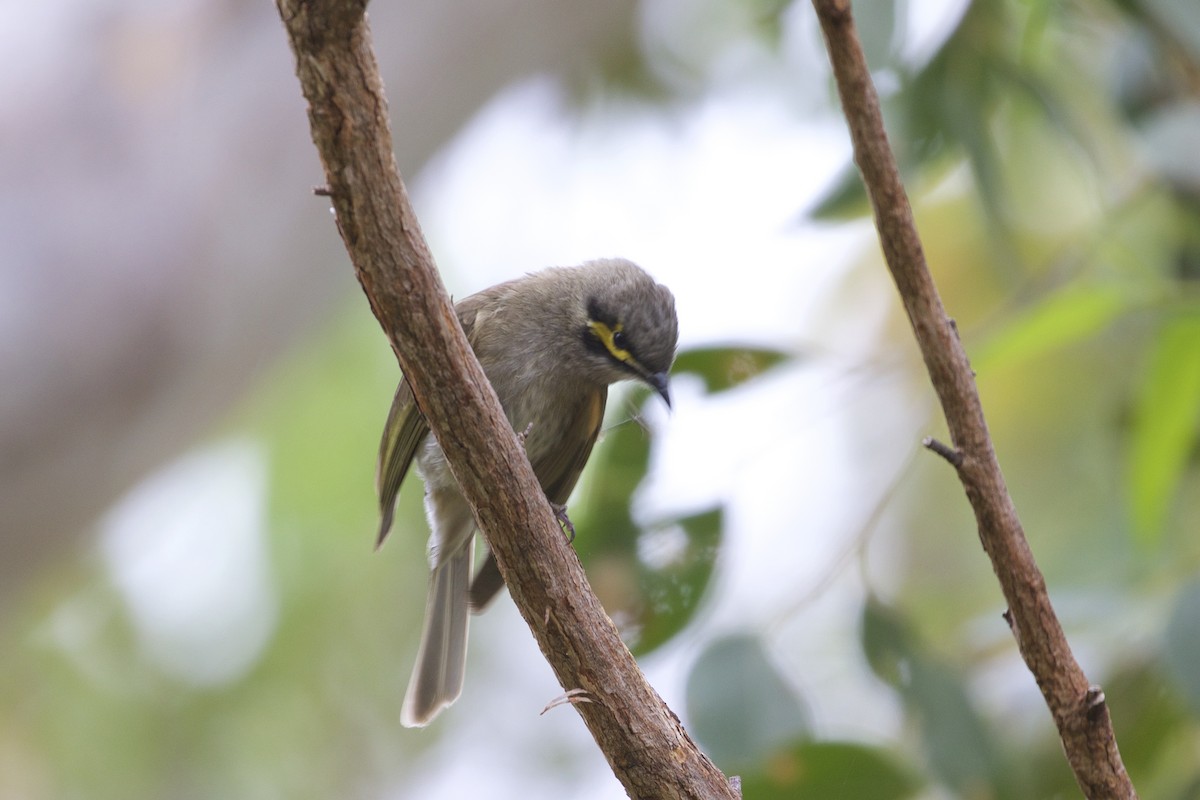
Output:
[{"left": 375, "top": 257, "right": 679, "bottom": 727}]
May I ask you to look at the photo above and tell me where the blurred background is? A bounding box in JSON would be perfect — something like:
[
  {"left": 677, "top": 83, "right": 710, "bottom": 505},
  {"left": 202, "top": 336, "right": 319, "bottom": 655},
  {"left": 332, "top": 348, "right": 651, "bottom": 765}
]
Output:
[{"left": 3, "top": 0, "right": 1200, "bottom": 797}]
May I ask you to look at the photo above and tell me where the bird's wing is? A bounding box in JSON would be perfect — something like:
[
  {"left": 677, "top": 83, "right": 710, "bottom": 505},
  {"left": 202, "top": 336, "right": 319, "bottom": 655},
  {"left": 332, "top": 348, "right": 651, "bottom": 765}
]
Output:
[
  {"left": 375, "top": 298, "right": 491, "bottom": 547},
  {"left": 375, "top": 379, "right": 430, "bottom": 547},
  {"left": 538, "top": 388, "right": 608, "bottom": 507}
]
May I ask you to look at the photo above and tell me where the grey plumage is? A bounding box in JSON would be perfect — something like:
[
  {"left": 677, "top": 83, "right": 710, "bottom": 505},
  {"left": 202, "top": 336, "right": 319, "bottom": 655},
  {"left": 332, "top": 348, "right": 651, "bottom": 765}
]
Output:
[{"left": 376, "top": 258, "right": 678, "bottom": 727}]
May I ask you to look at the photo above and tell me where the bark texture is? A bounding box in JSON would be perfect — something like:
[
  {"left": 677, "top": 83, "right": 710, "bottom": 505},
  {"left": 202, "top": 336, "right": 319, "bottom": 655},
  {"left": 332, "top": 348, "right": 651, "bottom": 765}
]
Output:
[
  {"left": 275, "top": 2, "right": 736, "bottom": 797},
  {"left": 811, "top": 1, "right": 1137, "bottom": 797}
]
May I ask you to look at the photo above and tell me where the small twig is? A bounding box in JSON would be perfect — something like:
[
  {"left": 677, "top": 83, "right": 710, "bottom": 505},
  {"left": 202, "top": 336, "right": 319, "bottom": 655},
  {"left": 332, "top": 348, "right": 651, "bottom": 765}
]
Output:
[
  {"left": 541, "top": 688, "right": 594, "bottom": 715},
  {"left": 313, "top": 185, "right": 333, "bottom": 196},
  {"left": 1086, "top": 686, "right": 1108, "bottom": 721},
  {"left": 922, "top": 436, "right": 963, "bottom": 467}
]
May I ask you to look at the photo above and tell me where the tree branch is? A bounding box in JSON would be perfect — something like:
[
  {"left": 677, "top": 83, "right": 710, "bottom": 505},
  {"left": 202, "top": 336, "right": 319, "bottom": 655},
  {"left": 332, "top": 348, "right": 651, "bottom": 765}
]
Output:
[
  {"left": 274, "top": 2, "right": 736, "bottom": 797},
  {"left": 811, "top": 1, "right": 1137, "bottom": 797}
]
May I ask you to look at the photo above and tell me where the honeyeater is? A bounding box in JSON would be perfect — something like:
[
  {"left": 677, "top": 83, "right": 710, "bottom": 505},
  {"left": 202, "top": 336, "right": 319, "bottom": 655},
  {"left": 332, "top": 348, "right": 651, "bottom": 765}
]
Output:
[{"left": 376, "top": 258, "right": 679, "bottom": 727}]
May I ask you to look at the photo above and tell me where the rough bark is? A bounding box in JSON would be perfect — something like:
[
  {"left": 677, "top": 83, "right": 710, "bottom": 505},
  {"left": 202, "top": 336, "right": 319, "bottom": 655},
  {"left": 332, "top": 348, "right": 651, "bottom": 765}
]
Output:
[
  {"left": 275, "top": 2, "right": 736, "bottom": 798},
  {"left": 811, "top": 1, "right": 1137, "bottom": 797}
]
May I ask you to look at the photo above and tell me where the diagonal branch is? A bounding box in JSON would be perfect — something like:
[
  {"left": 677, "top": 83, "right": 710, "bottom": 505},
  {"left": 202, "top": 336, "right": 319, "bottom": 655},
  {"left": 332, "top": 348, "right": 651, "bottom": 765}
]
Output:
[
  {"left": 810, "top": 1, "right": 1137, "bottom": 797},
  {"left": 274, "top": 2, "right": 737, "bottom": 797}
]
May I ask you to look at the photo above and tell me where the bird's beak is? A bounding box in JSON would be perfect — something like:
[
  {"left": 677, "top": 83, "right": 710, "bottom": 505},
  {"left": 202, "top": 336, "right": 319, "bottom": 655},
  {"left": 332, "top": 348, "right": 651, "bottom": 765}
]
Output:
[{"left": 646, "top": 371, "right": 671, "bottom": 408}]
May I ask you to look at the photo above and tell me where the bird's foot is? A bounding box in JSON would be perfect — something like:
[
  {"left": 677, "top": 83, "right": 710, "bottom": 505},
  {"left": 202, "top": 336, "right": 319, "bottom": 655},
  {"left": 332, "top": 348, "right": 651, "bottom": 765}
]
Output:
[
  {"left": 550, "top": 502, "right": 576, "bottom": 543},
  {"left": 517, "top": 422, "right": 534, "bottom": 447}
]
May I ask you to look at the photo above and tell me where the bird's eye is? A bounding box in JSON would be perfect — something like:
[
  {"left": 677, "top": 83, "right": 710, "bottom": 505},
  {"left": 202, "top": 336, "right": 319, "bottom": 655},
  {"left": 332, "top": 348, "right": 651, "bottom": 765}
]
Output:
[{"left": 612, "top": 330, "right": 629, "bottom": 351}]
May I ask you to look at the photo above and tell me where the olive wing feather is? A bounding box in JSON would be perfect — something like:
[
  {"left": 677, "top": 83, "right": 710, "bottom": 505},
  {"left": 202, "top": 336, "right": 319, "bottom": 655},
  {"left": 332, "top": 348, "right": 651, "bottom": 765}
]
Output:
[
  {"left": 375, "top": 296, "right": 489, "bottom": 546},
  {"left": 375, "top": 380, "right": 430, "bottom": 547}
]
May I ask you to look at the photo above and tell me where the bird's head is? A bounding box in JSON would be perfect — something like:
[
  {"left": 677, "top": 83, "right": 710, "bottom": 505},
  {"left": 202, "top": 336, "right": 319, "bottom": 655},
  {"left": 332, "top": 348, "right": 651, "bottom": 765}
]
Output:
[{"left": 574, "top": 259, "right": 678, "bottom": 406}]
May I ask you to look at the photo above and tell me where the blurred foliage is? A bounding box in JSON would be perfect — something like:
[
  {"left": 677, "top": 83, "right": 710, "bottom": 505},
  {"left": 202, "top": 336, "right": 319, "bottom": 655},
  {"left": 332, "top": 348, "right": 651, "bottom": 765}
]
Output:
[
  {"left": 968, "top": 282, "right": 1145, "bottom": 374},
  {"left": 686, "top": 633, "right": 809, "bottom": 769},
  {"left": 806, "top": 0, "right": 1200, "bottom": 553},
  {"left": 736, "top": 740, "right": 921, "bottom": 799},
  {"left": 1128, "top": 316, "right": 1200, "bottom": 543},
  {"left": 574, "top": 345, "right": 785, "bottom": 654},
  {"left": 811, "top": 1, "right": 1023, "bottom": 221},
  {"left": 691, "top": 0, "right": 1200, "bottom": 792},
  {"left": 863, "top": 599, "right": 1018, "bottom": 798},
  {"left": 574, "top": 405, "right": 724, "bottom": 656},
  {"left": 671, "top": 345, "right": 790, "bottom": 392},
  {"left": 0, "top": 305, "right": 415, "bottom": 799},
  {"left": 1102, "top": 657, "right": 1199, "bottom": 795},
  {"left": 1165, "top": 582, "right": 1200, "bottom": 716}
]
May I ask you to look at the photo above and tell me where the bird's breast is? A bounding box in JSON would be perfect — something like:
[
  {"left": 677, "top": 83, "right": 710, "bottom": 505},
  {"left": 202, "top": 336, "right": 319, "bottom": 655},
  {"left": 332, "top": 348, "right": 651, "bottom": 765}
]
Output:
[
  {"left": 503, "top": 379, "right": 606, "bottom": 504},
  {"left": 507, "top": 378, "right": 600, "bottom": 448}
]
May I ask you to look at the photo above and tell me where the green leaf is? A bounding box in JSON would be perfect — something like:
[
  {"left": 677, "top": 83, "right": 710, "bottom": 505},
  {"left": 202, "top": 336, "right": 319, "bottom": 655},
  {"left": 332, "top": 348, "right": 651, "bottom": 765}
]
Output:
[
  {"left": 737, "top": 741, "right": 921, "bottom": 800},
  {"left": 860, "top": 595, "right": 916, "bottom": 687},
  {"left": 909, "top": 660, "right": 1007, "bottom": 796},
  {"left": 861, "top": 600, "right": 1019, "bottom": 799},
  {"left": 970, "top": 283, "right": 1134, "bottom": 372},
  {"left": 631, "top": 508, "right": 722, "bottom": 655},
  {"left": 1164, "top": 582, "right": 1200, "bottom": 716},
  {"left": 1100, "top": 658, "right": 1191, "bottom": 780},
  {"left": 574, "top": 408, "right": 722, "bottom": 655},
  {"left": 671, "top": 346, "right": 790, "bottom": 393},
  {"left": 685, "top": 634, "right": 808, "bottom": 770},
  {"left": 1128, "top": 315, "right": 1200, "bottom": 544}
]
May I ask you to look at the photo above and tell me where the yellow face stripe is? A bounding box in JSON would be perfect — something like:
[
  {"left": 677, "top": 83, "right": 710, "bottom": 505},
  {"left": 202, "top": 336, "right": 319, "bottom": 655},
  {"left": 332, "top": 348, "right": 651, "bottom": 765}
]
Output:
[{"left": 588, "top": 319, "right": 634, "bottom": 364}]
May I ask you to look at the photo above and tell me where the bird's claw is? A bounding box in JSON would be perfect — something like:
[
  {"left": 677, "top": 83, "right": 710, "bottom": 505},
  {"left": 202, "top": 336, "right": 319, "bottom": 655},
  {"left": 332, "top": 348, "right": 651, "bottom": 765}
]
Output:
[
  {"left": 517, "top": 422, "right": 534, "bottom": 447},
  {"left": 551, "top": 502, "right": 576, "bottom": 543}
]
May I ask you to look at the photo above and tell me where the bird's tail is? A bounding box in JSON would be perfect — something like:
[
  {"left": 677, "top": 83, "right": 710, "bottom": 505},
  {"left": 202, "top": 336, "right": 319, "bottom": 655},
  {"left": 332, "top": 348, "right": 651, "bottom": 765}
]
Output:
[{"left": 400, "top": 543, "right": 472, "bottom": 727}]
